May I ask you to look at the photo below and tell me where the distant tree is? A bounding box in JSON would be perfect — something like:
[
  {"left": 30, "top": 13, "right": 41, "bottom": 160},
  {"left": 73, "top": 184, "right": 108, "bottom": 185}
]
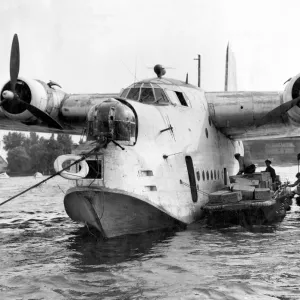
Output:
[
  {"left": 57, "top": 134, "right": 73, "bottom": 153},
  {"left": 29, "top": 142, "right": 48, "bottom": 174},
  {"left": 6, "top": 146, "right": 31, "bottom": 173},
  {"left": 23, "top": 132, "right": 40, "bottom": 155},
  {"left": 43, "top": 134, "right": 65, "bottom": 174},
  {"left": 3, "top": 132, "right": 76, "bottom": 175},
  {"left": 3, "top": 132, "right": 26, "bottom": 151}
]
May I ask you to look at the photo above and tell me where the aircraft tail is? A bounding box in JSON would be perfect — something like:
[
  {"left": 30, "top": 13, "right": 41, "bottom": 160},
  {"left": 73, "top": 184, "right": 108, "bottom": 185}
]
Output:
[{"left": 224, "top": 42, "right": 237, "bottom": 91}]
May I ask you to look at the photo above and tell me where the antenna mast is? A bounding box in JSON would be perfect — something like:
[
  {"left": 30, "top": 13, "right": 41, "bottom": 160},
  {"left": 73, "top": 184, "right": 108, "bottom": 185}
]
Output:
[{"left": 193, "top": 54, "right": 201, "bottom": 87}]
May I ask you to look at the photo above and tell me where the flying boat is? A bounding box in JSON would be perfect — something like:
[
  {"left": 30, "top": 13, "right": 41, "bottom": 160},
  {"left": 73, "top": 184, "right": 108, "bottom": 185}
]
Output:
[{"left": 1, "top": 34, "right": 300, "bottom": 238}]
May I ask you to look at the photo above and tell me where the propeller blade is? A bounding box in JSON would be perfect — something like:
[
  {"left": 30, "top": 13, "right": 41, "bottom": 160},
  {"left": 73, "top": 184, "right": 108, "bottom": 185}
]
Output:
[
  {"left": 10, "top": 34, "right": 20, "bottom": 93},
  {"left": 255, "top": 96, "right": 300, "bottom": 127},
  {"left": 16, "top": 97, "right": 63, "bottom": 129}
]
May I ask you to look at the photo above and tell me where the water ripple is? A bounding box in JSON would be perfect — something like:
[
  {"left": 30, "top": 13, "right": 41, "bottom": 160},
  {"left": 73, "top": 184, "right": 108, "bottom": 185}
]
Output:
[{"left": 1, "top": 174, "right": 300, "bottom": 299}]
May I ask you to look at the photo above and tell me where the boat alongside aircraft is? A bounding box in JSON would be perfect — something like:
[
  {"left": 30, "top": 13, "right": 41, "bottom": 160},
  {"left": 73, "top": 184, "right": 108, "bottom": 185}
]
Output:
[{"left": 1, "top": 34, "right": 300, "bottom": 238}]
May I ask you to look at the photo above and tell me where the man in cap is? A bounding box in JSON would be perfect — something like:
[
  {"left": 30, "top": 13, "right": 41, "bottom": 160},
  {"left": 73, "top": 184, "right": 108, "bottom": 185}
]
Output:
[
  {"left": 265, "top": 159, "right": 276, "bottom": 183},
  {"left": 234, "top": 153, "right": 256, "bottom": 175}
]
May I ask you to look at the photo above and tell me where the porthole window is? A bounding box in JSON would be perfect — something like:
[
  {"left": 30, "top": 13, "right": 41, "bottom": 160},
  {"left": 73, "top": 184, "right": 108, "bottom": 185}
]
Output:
[
  {"left": 206, "top": 171, "right": 209, "bottom": 180},
  {"left": 202, "top": 171, "right": 205, "bottom": 181},
  {"left": 196, "top": 171, "right": 200, "bottom": 181},
  {"left": 214, "top": 170, "right": 216, "bottom": 180},
  {"left": 211, "top": 170, "right": 213, "bottom": 180},
  {"left": 205, "top": 128, "right": 208, "bottom": 138},
  {"left": 218, "top": 170, "right": 220, "bottom": 179}
]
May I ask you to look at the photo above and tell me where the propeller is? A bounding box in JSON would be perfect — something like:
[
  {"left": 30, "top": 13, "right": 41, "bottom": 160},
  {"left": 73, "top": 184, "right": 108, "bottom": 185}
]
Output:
[
  {"left": 255, "top": 96, "right": 300, "bottom": 127},
  {"left": 10, "top": 34, "right": 20, "bottom": 94},
  {"left": 0, "top": 34, "right": 63, "bottom": 129}
]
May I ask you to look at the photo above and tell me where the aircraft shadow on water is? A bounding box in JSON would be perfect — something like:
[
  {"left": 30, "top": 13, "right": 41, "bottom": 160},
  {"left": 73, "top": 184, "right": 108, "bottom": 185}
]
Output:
[{"left": 1, "top": 34, "right": 300, "bottom": 238}]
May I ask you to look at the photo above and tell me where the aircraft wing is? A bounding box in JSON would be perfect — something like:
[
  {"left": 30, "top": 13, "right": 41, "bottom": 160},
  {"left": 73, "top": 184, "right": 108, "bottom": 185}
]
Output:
[
  {"left": 0, "top": 86, "right": 119, "bottom": 135},
  {"left": 206, "top": 42, "right": 300, "bottom": 141},
  {"left": 206, "top": 72, "right": 300, "bottom": 141}
]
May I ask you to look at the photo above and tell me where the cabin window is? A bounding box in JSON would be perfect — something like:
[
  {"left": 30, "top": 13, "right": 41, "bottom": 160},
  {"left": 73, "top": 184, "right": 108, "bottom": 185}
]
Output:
[
  {"left": 196, "top": 171, "right": 200, "bottom": 181},
  {"left": 224, "top": 168, "right": 227, "bottom": 185},
  {"left": 214, "top": 170, "right": 216, "bottom": 180},
  {"left": 175, "top": 91, "right": 188, "bottom": 106},
  {"left": 211, "top": 170, "right": 213, "bottom": 180},
  {"left": 127, "top": 88, "right": 140, "bottom": 101},
  {"left": 206, "top": 171, "right": 209, "bottom": 180},
  {"left": 202, "top": 170, "right": 205, "bottom": 181},
  {"left": 218, "top": 170, "right": 220, "bottom": 179},
  {"left": 185, "top": 156, "right": 198, "bottom": 202},
  {"left": 140, "top": 88, "right": 155, "bottom": 104},
  {"left": 120, "top": 88, "right": 129, "bottom": 98}
]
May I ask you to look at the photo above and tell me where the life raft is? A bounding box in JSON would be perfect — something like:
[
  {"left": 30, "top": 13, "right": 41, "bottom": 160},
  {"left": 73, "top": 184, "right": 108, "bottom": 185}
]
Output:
[{"left": 54, "top": 154, "right": 89, "bottom": 180}]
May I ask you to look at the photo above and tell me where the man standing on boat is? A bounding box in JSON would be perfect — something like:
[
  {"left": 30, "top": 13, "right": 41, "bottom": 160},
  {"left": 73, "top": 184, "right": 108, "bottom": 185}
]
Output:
[
  {"left": 265, "top": 159, "right": 276, "bottom": 183},
  {"left": 234, "top": 153, "right": 256, "bottom": 175}
]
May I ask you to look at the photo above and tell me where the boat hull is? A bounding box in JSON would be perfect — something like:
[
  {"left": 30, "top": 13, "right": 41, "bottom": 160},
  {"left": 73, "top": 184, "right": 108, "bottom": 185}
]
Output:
[
  {"left": 203, "top": 196, "right": 290, "bottom": 228},
  {"left": 64, "top": 187, "right": 184, "bottom": 238}
]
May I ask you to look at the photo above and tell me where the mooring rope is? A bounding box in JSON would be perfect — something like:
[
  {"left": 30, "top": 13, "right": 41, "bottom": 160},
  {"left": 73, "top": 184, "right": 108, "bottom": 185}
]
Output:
[
  {"left": 0, "top": 145, "right": 101, "bottom": 207},
  {"left": 179, "top": 179, "right": 210, "bottom": 196}
]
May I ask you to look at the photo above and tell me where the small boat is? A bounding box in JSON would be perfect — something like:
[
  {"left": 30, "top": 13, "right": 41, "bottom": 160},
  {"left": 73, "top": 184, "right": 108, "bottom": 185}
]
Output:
[
  {"left": 33, "top": 172, "right": 43, "bottom": 178},
  {"left": 0, "top": 172, "right": 10, "bottom": 179},
  {"left": 203, "top": 172, "right": 292, "bottom": 228}
]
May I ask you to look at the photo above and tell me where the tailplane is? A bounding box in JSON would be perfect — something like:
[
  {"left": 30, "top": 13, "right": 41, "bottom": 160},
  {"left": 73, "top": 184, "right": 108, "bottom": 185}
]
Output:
[{"left": 224, "top": 42, "right": 237, "bottom": 91}]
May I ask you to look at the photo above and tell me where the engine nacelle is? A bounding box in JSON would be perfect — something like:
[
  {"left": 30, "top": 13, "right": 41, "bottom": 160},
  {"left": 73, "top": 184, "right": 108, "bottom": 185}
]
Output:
[
  {"left": 283, "top": 73, "right": 300, "bottom": 126},
  {"left": 283, "top": 73, "right": 300, "bottom": 103},
  {"left": 0, "top": 77, "right": 66, "bottom": 124}
]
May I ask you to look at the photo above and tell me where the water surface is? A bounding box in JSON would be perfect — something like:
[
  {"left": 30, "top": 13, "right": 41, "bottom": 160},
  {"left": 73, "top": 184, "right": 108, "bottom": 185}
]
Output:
[{"left": 0, "top": 167, "right": 300, "bottom": 299}]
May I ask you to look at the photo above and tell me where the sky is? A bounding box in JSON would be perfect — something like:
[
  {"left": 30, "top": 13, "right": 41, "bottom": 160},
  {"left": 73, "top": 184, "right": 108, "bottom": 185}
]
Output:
[
  {"left": 0, "top": 0, "right": 298, "bottom": 93},
  {"left": 0, "top": 0, "right": 299, "bottom": 155}
]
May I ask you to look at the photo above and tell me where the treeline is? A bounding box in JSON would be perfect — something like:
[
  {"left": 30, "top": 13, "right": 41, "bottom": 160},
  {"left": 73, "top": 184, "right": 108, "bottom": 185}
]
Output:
[{"left": 3, "top": 132, "right": 76, "bottom": 175}]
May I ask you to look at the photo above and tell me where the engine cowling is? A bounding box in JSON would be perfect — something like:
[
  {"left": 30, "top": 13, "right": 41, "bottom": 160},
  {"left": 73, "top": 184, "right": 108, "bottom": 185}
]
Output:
[
  {"left": 283, "top": 73, "right": 300, "bottom": 126},
  {"left": 0, "top": 76, "right": 66, "bottom": 124}
]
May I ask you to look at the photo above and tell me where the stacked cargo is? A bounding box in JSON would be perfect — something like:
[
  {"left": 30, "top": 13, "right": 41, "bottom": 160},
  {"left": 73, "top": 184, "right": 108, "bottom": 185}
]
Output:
[
  {"left": 207, "top": 172, "right": 274, "bottom": 205},
  {"left": 232, "top": 184, "right": 255, "bottom": 200},
  {"left": 229, "top": 172, "right": 273, "bottom": 201},
  {"left": 208, "top": 190, "right": 242, "bottom": 204},
  {"left": 204, "top": 172, "right": 288, "bottom": 228}
]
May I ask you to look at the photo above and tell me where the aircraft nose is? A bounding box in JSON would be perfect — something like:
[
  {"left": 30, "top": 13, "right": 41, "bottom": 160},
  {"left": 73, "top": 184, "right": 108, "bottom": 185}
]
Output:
[{"left": 87, "top": 98, "right": 137, "bottom": 145}]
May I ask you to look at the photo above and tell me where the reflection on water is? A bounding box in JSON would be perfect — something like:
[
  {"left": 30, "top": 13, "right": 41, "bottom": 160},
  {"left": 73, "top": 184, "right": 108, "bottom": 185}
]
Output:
[
  {"left": 1, "top": 173, "right": 300, "bottom": 299},
  {"left": 68, "top": 228, "right": 177, "bottom": 267}
]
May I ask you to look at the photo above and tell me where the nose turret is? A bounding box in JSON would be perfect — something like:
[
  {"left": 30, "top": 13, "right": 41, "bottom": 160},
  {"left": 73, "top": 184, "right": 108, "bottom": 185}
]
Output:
[{"left": 87, "top": 98, "right": 137, "bottom": 146}]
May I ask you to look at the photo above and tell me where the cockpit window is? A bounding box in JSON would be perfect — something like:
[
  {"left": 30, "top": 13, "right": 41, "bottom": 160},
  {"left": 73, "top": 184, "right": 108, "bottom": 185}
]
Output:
[
  {"left": 140, "top": 88, "right": 155, "bottom": 103},
  {"left": 120, "top": 88, "right": 129, "bottom": 98},
  {"left": 154, "top": 89, "right": 169, "bottom": 104},
  {"left": 127, "top": 88, "right": 140, "bottom": 101},
  {"left": 175, "top": 91, "right": 188, "bottom": 106},
  {"left": 165, "top": 90, "right": 181, "bottom": 105},
  {"left": 165, "top": 90, "right": 188, "bottom": 107},
  {"left": 122, "top": 83, "right": 170, "bottom": 105}
]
